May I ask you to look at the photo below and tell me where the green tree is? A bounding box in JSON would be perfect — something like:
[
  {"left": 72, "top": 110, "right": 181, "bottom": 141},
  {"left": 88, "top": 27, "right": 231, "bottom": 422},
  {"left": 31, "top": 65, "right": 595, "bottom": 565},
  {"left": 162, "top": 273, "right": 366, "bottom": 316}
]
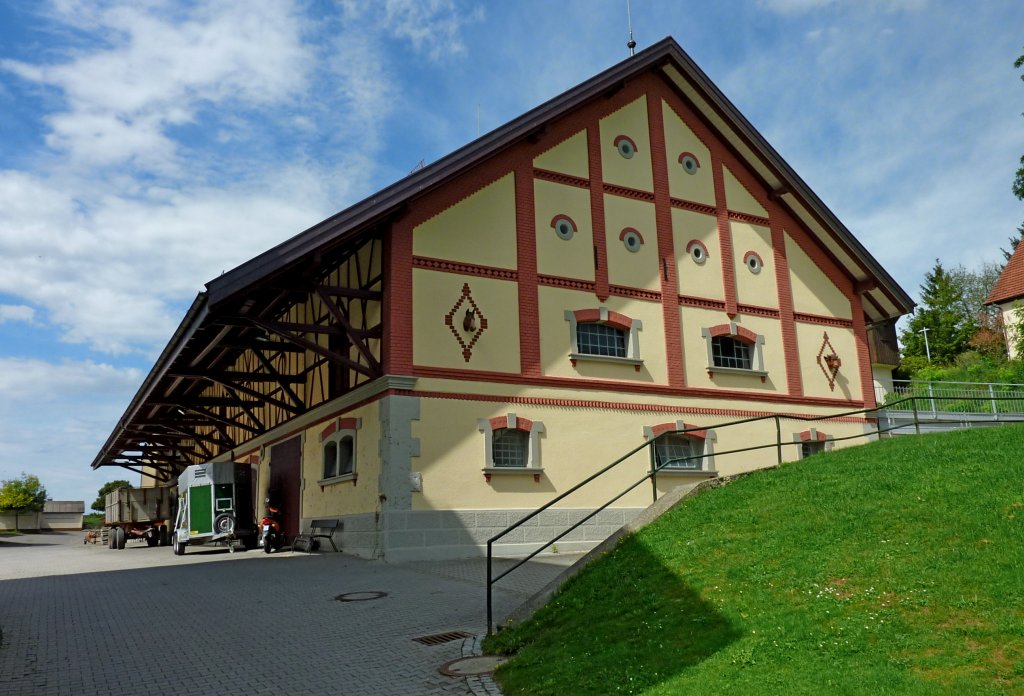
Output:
[
  {"left": 91, "top": 479, "right": 131, "bottom": 512},
  {"left": 1000, "top": 224, "right": 1024, "bottom": 264},
  {"left": 900, "top": 260, "right": 974, "bottom": 366},
  {"left": 0, "top": 473, "right": 48, "bottom": 531},
  {"left": 1014, "top": 51, "right": 1024, "bottom": 252}
]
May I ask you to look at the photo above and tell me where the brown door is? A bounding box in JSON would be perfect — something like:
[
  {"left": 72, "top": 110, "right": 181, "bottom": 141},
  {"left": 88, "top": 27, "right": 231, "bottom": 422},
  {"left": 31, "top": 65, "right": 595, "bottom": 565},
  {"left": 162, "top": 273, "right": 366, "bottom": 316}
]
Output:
[{"left": 269, "top": 437, "right": 301, "bottom": 541}]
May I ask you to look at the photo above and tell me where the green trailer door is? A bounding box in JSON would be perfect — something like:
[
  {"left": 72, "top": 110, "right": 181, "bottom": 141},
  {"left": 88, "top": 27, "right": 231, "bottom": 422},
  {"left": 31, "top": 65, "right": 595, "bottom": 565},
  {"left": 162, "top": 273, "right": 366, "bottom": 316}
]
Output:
[{"left": 189, "top": 484, "right": 213, "bottom": 535}]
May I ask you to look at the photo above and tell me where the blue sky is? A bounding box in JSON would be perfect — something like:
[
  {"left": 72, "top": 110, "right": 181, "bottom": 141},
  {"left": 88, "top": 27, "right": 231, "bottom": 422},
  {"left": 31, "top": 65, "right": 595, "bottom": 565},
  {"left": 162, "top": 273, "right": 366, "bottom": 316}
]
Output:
[{"left": 1, "top": 0, "right": 1022, "bottom": 505}]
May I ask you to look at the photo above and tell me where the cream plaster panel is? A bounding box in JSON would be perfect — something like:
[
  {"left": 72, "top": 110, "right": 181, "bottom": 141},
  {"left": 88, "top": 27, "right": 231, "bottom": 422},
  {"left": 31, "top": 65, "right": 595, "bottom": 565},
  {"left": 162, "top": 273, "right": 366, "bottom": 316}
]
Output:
[
  {"left": 533, "top": 130, "right": 589, "bottom": 179},
  {"left": 731, "top": 222, "right": 778, "bottom": 309},
  {"left": 680, "top": 307, "right": 786, "bottom": 394},
  {"left": 796, "top": 323, "right": 862, "bottom": 401},
  {"left": 785, "top": 232, "right": 852, "bottom": 319},
  {"left": 604, "top": 195, "right": 660, "bottom": 291},
  {"left": 535, "top": 179, "right": 595, "bottom": 281},
  {"left": 411, "top": 396, "right": 876, "bottom": 512},
  {"left": 723, "top": 166, "right": 767, "bottom": 217},
  {"left": 1000, "top": 303, "right": 1022, "bottom": 360},
  {"left": 673, "top": 208, "right": 722, "bottom": 300},
  {"left": 599, "top": 96, "right": 653, "bottom": 192},
  {"left": 413, "top": 173, "right": 517, "bottom": 269},
  {"left": 537, "top": 285, "right": 667, "bottom": 385},
  {"left": 300, "top": 402, "right": 382, "bottom": 518},
  {"left": 412, "top": 399, "right": 669, "bottom": 511},
  {"left": 661, "top": 100, "right": 714, "bottom": 206},
  {"left": 412, "top": 269, "right": 521, "bottom": 373}
]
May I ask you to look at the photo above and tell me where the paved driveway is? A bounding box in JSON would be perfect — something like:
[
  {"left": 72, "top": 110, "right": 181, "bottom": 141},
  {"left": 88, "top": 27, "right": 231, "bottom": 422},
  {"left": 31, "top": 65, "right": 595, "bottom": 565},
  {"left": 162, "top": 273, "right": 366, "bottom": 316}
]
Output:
[{"left": 0, "top": 532, "right": 574, "bottom": 695}]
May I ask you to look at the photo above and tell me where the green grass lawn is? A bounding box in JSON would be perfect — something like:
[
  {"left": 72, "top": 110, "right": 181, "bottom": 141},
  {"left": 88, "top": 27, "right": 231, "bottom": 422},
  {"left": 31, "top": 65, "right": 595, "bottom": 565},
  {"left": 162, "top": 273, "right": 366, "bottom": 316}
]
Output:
[{"left": 485, "top": 425, "right": 1024, "bottom": 695}]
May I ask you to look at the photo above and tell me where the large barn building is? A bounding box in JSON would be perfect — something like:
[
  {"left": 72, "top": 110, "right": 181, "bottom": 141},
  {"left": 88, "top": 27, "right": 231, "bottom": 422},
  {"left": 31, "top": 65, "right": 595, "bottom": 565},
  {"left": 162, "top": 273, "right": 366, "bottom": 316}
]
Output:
[{"left": 91, "top": 38, "right": 912, "bottom": 561}]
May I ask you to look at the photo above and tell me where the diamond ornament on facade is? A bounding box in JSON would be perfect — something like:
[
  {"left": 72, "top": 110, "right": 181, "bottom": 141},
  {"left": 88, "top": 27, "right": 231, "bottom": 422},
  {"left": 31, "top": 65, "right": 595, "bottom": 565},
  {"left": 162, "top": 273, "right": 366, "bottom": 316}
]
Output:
[
  {"left": 816, "top": 331, "right": 842, "bottom": 392},
  {"left": 444, "top": 283, "right": 488, "bottom": 362}
]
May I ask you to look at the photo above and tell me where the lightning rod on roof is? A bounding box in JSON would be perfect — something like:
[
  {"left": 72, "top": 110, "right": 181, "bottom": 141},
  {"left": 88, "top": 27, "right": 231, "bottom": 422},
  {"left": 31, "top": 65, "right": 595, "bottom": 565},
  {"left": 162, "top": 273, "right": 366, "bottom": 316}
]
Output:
[{"left": 626, "top": 0, "right": 637, "bottom": 56}]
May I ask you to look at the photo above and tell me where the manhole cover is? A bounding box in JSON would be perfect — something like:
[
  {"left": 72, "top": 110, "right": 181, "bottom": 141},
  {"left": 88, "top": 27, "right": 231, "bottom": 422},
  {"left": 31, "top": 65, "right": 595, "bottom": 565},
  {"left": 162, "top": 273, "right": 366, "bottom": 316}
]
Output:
[
  {"left": 412, "top": 630, "right": 472, "bottom": 646},
  {"left": 439, "top": 655, "right": 506, "bottom": 676},
  {"left": 334, "top": 591, "right": 388, "bottom": 602}
]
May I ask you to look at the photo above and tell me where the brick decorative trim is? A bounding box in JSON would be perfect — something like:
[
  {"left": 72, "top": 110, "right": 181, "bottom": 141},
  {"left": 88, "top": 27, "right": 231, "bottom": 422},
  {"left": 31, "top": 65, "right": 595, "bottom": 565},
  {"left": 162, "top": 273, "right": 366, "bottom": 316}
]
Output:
[
  {"left": 571, "top": 308, "right": 635, "bottom": 330},
  {"left": 587, "top": 124, "right": 610, "bottom": 301},
  {"left": 385, "top": 220, "right": 414, "bottom": 374},
  {"left": 794, "top": 312, "right": 854, "bottom": 328},
  {"left": 603, "top": 182, "right": 656, "bottom": 202},
  {"left": 610, "top": 285, "right": 662, "bottom": 301},
  {"left": 649, "top": 422, "right": 708, "bottom": 439},
  {"left": 397, "top": 387, "right": 871, "bottom": 423},
  {"left": 647, "top": 91, "right": 686, "bottom": 388},
  {"left": 737, "top": 303, "right": 780, "bottom": 318},
  {"left": 711, "top": 155, "right": 738, "bottom": 317},
  {"left": 706, "top": 323, "right": 759, "bottom": 343},
  {"left": 728, "top": 210, "right": 770, "bottom": 226},
  {"left": 488, "top": 414, "right": 534, "bottom": 432},
  {"left": 670, "top": 197, "right": 717, "bottom": 217},
  {"left": 412, "top": 256, "right": 518, "bottom": 280},
  {"left": 618, "top": 226, "right": 645, "bottom": 244},
  {"left": 679, "top": 295, "right": 727, "bottom": 310},
  {"left": 796, "top": 428, "right": 830, "bottom": 442},
  {"left": 768, "top": 210, "right": 803, "bottom": 397},
  {"left": 533, "top": 167, "right": 589, "bottom": 189},
  {"left": 408, "top": 365, "right": 866, "bottom": 409},
  {"left": 539, "top": 275, "right": 597, "bottom": 292},
  {"left": 516, "top": 163, "right": 542, "bottom": 377},
  {"left": 851, "top": 291, "right": 876, "bottom": 409}
]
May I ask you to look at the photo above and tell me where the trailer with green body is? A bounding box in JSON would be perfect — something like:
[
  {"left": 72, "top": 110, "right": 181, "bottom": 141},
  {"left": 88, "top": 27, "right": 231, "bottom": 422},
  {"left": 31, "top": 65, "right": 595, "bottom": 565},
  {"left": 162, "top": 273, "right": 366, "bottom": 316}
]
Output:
[{"left": 172, "top": 461, "right": 256, "bottom": 554}]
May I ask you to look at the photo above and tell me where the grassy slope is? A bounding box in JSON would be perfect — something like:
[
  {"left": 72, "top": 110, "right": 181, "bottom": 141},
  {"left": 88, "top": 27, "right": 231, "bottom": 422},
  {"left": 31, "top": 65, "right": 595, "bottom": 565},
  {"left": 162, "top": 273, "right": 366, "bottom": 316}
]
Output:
[{"left": 486, "top": 425, "right": 1024, "bottom": 695}]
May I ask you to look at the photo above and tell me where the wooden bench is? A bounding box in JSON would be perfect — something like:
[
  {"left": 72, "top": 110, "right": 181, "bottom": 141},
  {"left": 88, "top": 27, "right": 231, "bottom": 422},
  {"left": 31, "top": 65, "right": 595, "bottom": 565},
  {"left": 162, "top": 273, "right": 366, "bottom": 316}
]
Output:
[{"left": 293, "top": 518, "right": 341, "bottom": 553}]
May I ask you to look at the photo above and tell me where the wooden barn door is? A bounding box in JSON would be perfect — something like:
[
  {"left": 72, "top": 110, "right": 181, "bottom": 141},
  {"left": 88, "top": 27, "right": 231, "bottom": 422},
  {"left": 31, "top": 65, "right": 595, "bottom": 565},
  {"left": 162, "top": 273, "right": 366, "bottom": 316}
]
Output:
[{"left": 269, "top": 437, "right": 302, "bottom": 541}]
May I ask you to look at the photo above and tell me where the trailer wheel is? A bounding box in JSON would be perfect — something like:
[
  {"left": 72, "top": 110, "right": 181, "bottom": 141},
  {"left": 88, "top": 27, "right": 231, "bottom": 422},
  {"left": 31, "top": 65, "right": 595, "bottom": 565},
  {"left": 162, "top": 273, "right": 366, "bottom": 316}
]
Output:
[
  {"left": 115, "top": 527, "right": 126, "bottom": 550},
  {"left": 158, "top": 525, "right": 169, "bottom": 547},
  {"left": 213, "top": 513, "right": 236, "bottom": 536},
  {"left": 174, "top": 539, "right": 186, "bottom": 556},
  {"left": 107, "top": 529, "right": 116, "bottom": 550},
  {"left": 145, "top": 530, "right": 158, "bottom": 547}
]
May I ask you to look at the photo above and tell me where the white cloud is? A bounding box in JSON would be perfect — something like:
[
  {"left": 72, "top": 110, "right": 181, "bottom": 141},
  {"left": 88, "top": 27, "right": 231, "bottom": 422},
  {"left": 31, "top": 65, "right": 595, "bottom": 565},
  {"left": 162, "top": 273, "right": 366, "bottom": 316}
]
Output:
[
  {"left": 0, "top": 357, "right": 143, "bottom": 501},
  {"left": 0, "top": 305, "right": 36, "bottom": 324},
  {"left": 0, "top": 357, "right": 141, "bottom": 401},
  {"left": 2, "top": 1, "right": 312, "bottom": 173}
]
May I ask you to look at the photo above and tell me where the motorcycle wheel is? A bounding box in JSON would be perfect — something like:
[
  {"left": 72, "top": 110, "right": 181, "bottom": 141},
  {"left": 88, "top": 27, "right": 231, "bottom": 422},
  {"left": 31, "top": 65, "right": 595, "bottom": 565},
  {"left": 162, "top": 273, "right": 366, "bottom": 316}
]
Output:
[{"left": 263, "top": 537, "right": 272, "bottom": 554}]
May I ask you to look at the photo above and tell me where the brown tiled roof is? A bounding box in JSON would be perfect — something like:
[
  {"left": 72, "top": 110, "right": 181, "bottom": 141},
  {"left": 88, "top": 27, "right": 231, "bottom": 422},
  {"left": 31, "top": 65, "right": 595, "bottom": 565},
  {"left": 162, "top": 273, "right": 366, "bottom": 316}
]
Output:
[{"left": 986, "top": 242, "right": 1024, "bottom": 304}]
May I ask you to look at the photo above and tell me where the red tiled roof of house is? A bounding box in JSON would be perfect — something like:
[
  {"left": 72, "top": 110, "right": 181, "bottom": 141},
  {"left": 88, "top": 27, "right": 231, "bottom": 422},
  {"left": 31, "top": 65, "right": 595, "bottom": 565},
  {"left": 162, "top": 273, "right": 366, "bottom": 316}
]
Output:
[{"left": 986, "top": 242, "right": 1024, "bottom": 304}]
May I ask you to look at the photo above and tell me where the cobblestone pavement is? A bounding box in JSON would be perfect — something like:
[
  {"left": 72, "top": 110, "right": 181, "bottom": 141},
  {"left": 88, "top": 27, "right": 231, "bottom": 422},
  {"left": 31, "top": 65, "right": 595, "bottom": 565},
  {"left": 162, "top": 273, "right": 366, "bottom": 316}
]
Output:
[{"left": 0, "top": 532, "right": 578, "bottom": 695}]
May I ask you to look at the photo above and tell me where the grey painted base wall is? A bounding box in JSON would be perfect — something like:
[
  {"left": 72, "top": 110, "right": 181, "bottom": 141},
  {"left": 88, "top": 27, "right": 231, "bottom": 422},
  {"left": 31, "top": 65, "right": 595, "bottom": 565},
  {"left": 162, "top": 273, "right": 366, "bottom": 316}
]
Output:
[{"left": 300, "top": 507, "right": 643, "bottom": 562}]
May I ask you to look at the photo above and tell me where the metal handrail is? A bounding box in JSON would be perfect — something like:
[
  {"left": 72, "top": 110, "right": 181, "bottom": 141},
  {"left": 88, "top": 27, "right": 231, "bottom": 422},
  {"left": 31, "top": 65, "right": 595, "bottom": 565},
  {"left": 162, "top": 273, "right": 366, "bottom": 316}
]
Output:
[{"left": 484, "top": 394, "right": 1024, "bottom": 633}]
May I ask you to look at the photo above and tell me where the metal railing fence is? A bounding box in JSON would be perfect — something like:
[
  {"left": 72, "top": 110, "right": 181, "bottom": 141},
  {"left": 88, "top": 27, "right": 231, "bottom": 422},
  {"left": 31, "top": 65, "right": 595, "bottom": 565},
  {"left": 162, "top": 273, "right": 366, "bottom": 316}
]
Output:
[{"left": 485, "top": 392, "right": 1024, "bottom": 633}]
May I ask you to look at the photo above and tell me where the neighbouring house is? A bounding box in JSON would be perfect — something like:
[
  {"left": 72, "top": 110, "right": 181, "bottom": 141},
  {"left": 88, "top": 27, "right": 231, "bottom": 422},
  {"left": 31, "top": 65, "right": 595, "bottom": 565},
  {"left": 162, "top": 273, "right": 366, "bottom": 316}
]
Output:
[
  {"left": 0, "top": 500, "right": 85, "bottom": 531},
  {"left": 90, "top": 37, "right": 912, "bottom": 561},
  {"left": 986, "top": 242, "right": 1024, "bottom": 360}
]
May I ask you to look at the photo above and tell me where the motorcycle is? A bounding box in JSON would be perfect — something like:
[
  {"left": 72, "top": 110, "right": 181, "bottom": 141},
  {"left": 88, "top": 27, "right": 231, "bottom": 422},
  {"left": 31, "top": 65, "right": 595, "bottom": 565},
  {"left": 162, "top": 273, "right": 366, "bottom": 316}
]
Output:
[{"left": 259, "top": 500, "right": 285, "bottom": 554}]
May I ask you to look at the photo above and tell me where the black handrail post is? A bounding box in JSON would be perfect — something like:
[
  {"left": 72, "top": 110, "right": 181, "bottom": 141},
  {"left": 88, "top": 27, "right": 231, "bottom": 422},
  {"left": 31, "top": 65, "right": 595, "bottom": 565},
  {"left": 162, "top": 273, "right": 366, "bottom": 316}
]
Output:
[
  {"left": 911, "top": 397, "right": 921, "bottom": 435},
  {"left": 775, "top": 415, "right": 782, "bottom": 465},
  {"left": 486, "top": 540, "right": 493, "bottom": 635},
  {"left": 650, "top": 444, "right": 658, "bottom": 504}
]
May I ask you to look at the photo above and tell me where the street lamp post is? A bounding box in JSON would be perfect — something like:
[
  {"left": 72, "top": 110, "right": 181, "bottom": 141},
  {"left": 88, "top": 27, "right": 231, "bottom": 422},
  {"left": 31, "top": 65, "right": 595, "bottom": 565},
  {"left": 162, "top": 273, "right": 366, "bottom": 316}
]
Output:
[{"left": 920, "top": 327, "right": 932, "bottom": 363}]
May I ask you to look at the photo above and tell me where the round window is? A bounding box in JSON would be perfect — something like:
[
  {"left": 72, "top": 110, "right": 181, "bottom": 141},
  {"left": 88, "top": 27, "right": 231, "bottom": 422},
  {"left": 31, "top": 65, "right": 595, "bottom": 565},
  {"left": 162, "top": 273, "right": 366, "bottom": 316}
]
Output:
[
  {"left": 687, "top": 240, "right": 708, "bottom": 265},
  {"left": 551, "top": 215, "right": 576, "bottom": 241},
  {"left": 744, "top": 251, "right": 763, "bottom": 274},
  {"left": 614, "top": 135, "right": 637, "bottom": 159},
  {"left": 679, "top": 152, "right": 700, "bottom": 175},
  {"left": 621, "top": 228, "right": 644, "bottom": 253}
]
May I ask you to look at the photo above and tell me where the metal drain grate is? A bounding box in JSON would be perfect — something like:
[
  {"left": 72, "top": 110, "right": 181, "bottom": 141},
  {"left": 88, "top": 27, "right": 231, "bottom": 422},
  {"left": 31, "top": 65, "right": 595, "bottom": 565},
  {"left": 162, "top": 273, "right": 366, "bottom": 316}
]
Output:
[{"left": 412, "top": 630, "right": 472, "bottom": 646}]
